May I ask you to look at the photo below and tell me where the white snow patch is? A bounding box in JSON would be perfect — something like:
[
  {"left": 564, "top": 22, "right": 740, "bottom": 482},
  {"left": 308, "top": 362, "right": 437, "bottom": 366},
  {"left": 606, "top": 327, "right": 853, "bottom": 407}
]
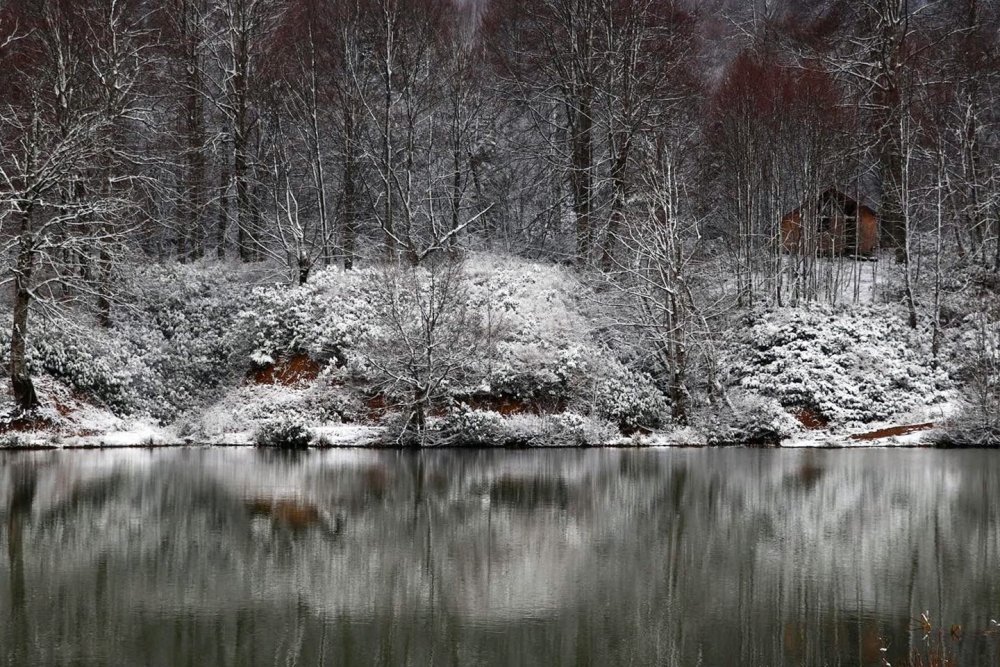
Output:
[
  {"left": 60, "top": 421, "right": 176, "bottom": 448},
  {"left": 311, "top": 424, "right": 382, "bottom": 447}
]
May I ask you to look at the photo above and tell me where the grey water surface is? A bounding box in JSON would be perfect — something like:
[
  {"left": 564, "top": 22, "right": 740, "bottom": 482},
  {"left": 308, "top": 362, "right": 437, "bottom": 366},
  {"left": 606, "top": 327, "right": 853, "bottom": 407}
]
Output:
[{"left": 2, "top": 447, "right": 999, "bottom": 666}]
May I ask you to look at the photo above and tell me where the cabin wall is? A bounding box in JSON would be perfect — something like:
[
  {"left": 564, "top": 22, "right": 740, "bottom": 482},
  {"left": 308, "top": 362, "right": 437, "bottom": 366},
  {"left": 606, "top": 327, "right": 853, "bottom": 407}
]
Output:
[
  {"left": 781, "top": 212, "right": 802, "bottom": 252},
  {"left": 780, "top": 202, "right": 880, "bottom": 257},
  {"left": 858, "top": 208, "right": 878, "bottom": 255},
  {"left": 782, "top": 212, "right": 847, "bottom": 255},
  {"left": 825, "top": 216, "right": 847, "bottom": 254}
]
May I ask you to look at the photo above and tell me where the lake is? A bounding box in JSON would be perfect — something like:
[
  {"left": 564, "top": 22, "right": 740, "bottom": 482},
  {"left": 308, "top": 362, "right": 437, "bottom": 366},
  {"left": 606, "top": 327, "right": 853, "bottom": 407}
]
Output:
[{"left": 2, "top": 447, "right": 999, "bottom": 666}]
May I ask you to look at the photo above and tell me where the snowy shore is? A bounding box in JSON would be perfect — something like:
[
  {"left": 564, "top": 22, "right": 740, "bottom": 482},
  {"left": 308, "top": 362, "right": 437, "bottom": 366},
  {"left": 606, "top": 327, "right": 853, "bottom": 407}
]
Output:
[
  {"left": 0, "top": 257, "right": 991, "bottom": 450},
  {"left": 0, "top": 400, "right": 962, "bottom": 449}
]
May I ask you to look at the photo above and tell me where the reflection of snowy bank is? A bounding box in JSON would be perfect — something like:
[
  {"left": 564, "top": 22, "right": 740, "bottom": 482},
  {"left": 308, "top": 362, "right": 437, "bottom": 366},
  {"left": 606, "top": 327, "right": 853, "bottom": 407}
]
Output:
[{"left": 3, "top": 450, "right": 999, "bottom": 632}]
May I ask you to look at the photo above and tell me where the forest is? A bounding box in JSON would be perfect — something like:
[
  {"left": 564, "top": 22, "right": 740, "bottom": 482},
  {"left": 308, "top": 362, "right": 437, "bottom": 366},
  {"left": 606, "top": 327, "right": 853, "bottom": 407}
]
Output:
[{"left": 0, "top": 0, "right": 997, "bottom": 447}]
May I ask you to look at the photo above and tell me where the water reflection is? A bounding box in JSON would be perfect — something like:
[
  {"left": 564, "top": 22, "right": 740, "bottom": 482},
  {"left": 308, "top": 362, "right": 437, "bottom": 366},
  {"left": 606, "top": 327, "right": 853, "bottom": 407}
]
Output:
[{"left": 1, "top": 448, "right": 1000, "bottom": 666}]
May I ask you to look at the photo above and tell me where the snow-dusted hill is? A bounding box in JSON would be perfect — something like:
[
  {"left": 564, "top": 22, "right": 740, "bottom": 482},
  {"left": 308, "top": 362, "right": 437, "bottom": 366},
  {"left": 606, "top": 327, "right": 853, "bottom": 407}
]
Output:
[{"left": 0, "top": 254, "right": 987, "bottom": 448}]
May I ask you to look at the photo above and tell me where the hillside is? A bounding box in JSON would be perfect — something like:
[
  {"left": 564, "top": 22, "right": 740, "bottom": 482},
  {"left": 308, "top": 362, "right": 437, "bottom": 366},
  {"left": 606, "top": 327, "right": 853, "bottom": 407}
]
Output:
[{"left": 0, "top": 253, "right": 985, "bottom": 448}]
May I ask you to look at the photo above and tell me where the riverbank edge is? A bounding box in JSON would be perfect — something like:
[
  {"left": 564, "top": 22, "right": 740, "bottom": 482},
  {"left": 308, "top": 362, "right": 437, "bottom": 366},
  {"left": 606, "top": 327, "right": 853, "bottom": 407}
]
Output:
[
  {"left": 0, "top": 441, "right": 986, "bottom": 450},
  {"left": 0, "top": 396, "right": 975, "bottom": 450},
  {"left": 0, "top": 422, "right": 987, "bottom": 450}
]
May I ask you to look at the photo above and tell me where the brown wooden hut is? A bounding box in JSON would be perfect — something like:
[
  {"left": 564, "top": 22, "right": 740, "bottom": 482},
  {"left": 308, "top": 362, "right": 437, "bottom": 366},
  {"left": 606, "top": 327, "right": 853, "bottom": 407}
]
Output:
[{"left": 781, "top": 188, "right": 878, "bottom": 257}]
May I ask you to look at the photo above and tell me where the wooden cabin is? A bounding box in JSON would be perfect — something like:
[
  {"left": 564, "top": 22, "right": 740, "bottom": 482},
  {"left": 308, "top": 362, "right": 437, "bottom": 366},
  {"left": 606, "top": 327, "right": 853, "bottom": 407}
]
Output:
[{"left": 781, "top": 189, "right": 878, "bottom": 257}]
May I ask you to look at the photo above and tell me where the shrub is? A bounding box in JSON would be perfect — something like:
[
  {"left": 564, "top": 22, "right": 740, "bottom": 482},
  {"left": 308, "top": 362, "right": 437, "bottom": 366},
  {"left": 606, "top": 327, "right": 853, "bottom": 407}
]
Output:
[
  {"left": 27, "top": 333, "right": 135, "bottom": 412},
  {"left": 417, "top": 409, "right": 619, "bottom": 447},
  {"left": 702, "top": 393, "right": 800, "bottom": 446},
  {"left": 939, "top": 318, "right": 1000, "bottom": 445},
  {"left": 118, "top": 262, "right": 258, "bottom": 420},
  {"left": 240, "top": 268, "right": 378, "bottom": 368},
  {"left": 489, "top": 364, "right": 567, "bottom": 403},
  {"left": 0, "top": 433, "right": 32, "bottom": 448},
  {"left": 436, "top": 408, "right": 506, "bottom": 446},
  {"left": 537, "top": 412, "right": 618, "bottom": 447},
  {"left": 239, "top": 256, "right": 651, "bottom": 437},
  {"left": 499, "top": 414, "right": 549, "bottom": 447},
  {"left": 594, "top": 366, "right": 668, "bottom": 432},
  {"left": 729, "top": 305, "right": 950, "bottom": 425},
  {"left": 0, "top": 262, "right": 259, "bottom": 423},
  {"left": 254, "top": 418, "right": 313, "bottom": 449}
]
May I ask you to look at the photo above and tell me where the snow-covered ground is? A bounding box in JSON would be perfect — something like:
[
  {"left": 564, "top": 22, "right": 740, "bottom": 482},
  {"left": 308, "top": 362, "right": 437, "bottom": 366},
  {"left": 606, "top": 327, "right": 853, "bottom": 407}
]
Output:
[
  {"left": 0, "top": 364, "right": 965, "bottom": 449},
  {"left": 781, "top": 396, "right": 961, "bottom": 447},
  {"left": 0, "top": 256, "right": 989, "bottom": 449}
]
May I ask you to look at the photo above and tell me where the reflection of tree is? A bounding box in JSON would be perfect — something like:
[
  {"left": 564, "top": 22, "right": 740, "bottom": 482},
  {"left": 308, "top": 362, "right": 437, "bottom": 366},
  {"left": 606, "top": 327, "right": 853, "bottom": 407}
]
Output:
[{"left": 5, "top": 463, "right": 36, "bottom": 663}]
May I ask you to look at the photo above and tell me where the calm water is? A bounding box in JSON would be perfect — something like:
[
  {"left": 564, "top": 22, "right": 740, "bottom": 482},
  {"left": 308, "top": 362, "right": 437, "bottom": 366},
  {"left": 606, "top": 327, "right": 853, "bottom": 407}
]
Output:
[{"left": 2, "top": 448, "right": 1000, "bottom": 666}]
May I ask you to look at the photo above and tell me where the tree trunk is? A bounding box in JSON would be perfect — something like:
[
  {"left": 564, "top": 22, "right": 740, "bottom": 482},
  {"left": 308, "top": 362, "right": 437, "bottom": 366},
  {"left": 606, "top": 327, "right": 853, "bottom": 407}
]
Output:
[
  {"left": 932, "top": 158, "right": 944, "bottom": 362},
  {"left": 11, "top": 214, "right": 39, "bottom": 415},
  {"left": 879, "top": 134, "right": 907, "bottom": 263},
  {"left": 875, "top": 35, "right": 907, "bottom": 263},
  {"left": 342, "top": 105, "right": 357, "bottom": 271},
  {"left": 450, "top": 134, "right": 463, "bottom": 246},
  {"left": 235, "top": 126, "right": 252, "bottom": 261},
  {"left": 185, "top": 64, "right": 206, "bottom": 261},
  {"left": 901, "top": 146, "right": 918, "bottom": 329},
  {"left": 601, "top": 132, "right": 630, "bottom": 271},
  {"left": 182, "top": 0, "right": 206, "bottom": 261},
  {"left": 96, "top": 246, "right": 112, "bottom": 328},
  {"left": 217, "top": 144, "right": 228, "bottom": 259},
  {"left": 668, "top": 294, "right": 689, "bottom": 426},
  {"left": 570, "top": 92, "right": 593, "bottom": 264},
  {"left": 407, "top": 388, "right": 427, "bottom": 445},
  {"left": 297, "top": 252, "right": 310, "bottom": 286},
  {"left": 231, "top": 9, "right": 255, "bottom": 264},
  {"left": 308, "top": 27, "right": 330, "bottom": 266},
  {"left": 381, "top": 8, "right": 396, "bottom": 262}
]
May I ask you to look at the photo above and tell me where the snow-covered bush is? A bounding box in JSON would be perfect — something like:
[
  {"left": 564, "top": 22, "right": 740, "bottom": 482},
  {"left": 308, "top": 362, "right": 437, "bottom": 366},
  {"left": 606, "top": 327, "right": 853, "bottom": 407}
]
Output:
[
  {"left": 117, "top": 264, "right": 254, "bottom": 419},
  {"left": 241, "top": 267, "right": 378, "bottom": 367},
  {"left": 497, "top": 412, "right": 618, "bottom": 447},
  {"left": 940, "top": 317, "right": 1000, "bottom": 444},
  {"left": 0, "top": 254, "right": 670, "bottom": 443},
  {"left": 0, "top": 263, "right": 263, "bottom": 422},
  {"left": 729, "top": 305, "right": 950, "bottom": 425},
  {"left": 254, "top": 417, "right": 313, "bottom": 449},
  {"left": 238, "top": 254, "right": 644, "bottom": 436},
  {"left": 541, "top": 412, "right": 618, "bottom": 446},
  {"left": 488, "top": 344, "right": 579, "bottom": 403},
  {"left": 701, "top": 393, "right": 800, "bottom": 446},
  {"left": 361, "top": 259, "right": 503, "bottom": 438},
  {"left": 436, "top": 408, "right": 507, "bottom": 446},
  {"left": 0, "top": 433, "right": 32, "bottom": 448},
  {"left": 430, "top": 409, "right": 618, "bottom": 447},
  {"left": 193, "top": 371, "right": 362, "bottom": 441},
  {"left": 490, "top": 355, "right": 563, "bottom": 396},
  {"left": 0, "top": 321, "right": 147, "bottom": 416},
  {"left": 594, "top": 366, "right": 669, "bottom": 432},
  {"left": 27, "top": 332, "right": 135, "bottom": 411}
]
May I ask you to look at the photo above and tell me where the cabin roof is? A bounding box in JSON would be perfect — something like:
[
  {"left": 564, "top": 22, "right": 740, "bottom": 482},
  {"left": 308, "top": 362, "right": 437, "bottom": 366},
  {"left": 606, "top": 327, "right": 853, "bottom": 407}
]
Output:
[{"left": 783, "top": 187, "right": 878, "bottom": 219}]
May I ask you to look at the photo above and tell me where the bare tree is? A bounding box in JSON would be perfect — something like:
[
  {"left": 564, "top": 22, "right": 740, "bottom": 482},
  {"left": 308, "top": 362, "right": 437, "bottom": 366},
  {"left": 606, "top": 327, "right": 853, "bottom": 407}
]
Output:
[
  {"left": 815, "top": 0, "right": 951, "bottom": 264},
  {"left": 607, "top": 134, "right": 733, "bottom": 423},
  {"left": 362, "top": 257, "right": 500, "bottom": 443},
  {"left": 167, "top": 0, "right": 211, "bottom": 261},
  {"left": 0, "top": 0, "right": 146, "bottom": 414},
  {"left": 597, "top": 0, "right": 692, "bottom": 270},
  {"left": 209, "top": 0, "right": 286, "bottom": 261},
  {"left": 86, "top": 0, "right": 154, "bottom": 326}
]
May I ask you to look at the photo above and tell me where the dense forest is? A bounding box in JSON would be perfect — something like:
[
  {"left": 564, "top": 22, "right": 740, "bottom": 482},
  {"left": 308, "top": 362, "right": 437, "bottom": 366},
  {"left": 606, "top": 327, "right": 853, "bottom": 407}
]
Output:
[{"left": 0, "top": 0, "right": 997, "bottom": 446}]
